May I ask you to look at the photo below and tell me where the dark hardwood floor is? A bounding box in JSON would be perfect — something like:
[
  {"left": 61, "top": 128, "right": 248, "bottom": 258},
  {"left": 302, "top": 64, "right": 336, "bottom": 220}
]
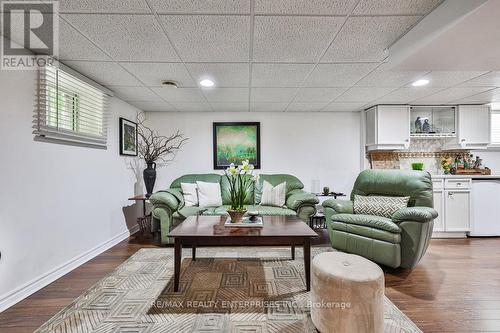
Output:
[{"left": 1, "top": 231, "right": 499, "bottom": 332}]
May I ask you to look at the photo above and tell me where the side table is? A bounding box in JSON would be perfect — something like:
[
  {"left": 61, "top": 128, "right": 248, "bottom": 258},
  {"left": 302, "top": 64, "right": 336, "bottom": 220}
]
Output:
[
  {"left": 128, "top": 195, "right": 152, "bottom": 235},
  {"left": 310, "top": 192, "right": 346, "bottom": 230}
]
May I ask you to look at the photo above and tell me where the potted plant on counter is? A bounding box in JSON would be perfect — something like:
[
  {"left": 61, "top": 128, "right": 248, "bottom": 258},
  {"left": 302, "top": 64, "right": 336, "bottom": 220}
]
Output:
[
  {"left": 137, "top": 116, "right": 188, "bottom": 197},
  {"left": 224, "top": 160, "right": 258, "bottom": 223}
]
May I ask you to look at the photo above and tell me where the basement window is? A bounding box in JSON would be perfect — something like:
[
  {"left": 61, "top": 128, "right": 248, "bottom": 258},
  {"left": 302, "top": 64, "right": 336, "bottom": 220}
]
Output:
[{"left": 35, "top": 65, "right": 110, "bottom": 148}]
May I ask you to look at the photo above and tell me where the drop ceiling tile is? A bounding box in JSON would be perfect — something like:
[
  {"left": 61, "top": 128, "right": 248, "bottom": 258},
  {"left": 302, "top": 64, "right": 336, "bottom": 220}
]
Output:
[
  {"left": 58, "top": 19, "right": 111, "bottom": 61},
  {"left": 353, "top": 0, "right": 441, "bottom": 15},
  {"left": 151, "top": 87, "right": 206, "bottom": 102},
  {"left": 335, "top": 87, "right": 395, "bottom": 102},
  {"left": 63, "top": 14, "right": 180, "bottom": 62},
  {"left": 210, "top": 103, "right": 249, "bottom": 112},
  {"left": 374, "top": 87, "right": 446, "bottom": 104},
  {"left": 293, "top": 88, "right": 346, "bottom": 102},
  {"left": 108, "top": 86, "right": 162, "bottom": 102},
  {"left": 203, "top": 88, "right": 248, "bottom": 102},
  {"left": 413, "top": 87, "right": 496, "bottom": 104},
  {"left": 59, "top": 0, "right": 151, "bottom": 13},
  {"left": 286, "top": 103, "right": 329, "bottom": 112},
  {"left": 356, "top": 66, "right": 428, "bottom": 87},
  {"left": 63, "top": 61, "right": 142, "bottom": 86},
  {"left": 304, "top": 63, "right": 378, "bottom": 87},
  {"left": 454, "top": 88, "right": 500, "bottom": 104},
  {"left": 149, "top": 0, "right": 250, "bottom": 14},
  {"left": 251, "top": 88, "right": 297, "bottom": 103},
  {"left": 253, "top": 16, "right": 344, "bottom": 62},
  {"left": 414, "top": 71, "right": 488, "bottom": 87},
  {"left": 186, "top": 63, "right": 249, "bottom": 87},
  {"left": 120, "top": 62, "right": 196, "bottom": 87},
  {"left": 460, "top": 72, "right": 500, "bottom": 87},
  {"left": 160, "top": 15, "right": 249, "bottom": 62},
  {"left": 170, "top": 102, "right": 213, "bottom": 112},
  {"left": 130, "top": 101, "right": 177, "bottom": 112},
  {"left": 321, "top": 16, "right": 421, "bottom": 62},
  {"left": 250, "top": 103, "right": 289, "bottom": 112},
  {"left": 251, "top": 64, "right": 314, "bottom": 87},
  {"left": 255, "top": 0, "right": 356, "bottom": 15},
  {"left": 322, "top": 102, "right": 366, "bottom": 112}
]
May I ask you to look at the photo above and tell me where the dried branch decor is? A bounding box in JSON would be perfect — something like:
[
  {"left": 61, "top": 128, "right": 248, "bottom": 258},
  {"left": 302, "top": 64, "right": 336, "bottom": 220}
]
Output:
[{"left": 137, "top": 113, "right": 188, "bottom": 164}]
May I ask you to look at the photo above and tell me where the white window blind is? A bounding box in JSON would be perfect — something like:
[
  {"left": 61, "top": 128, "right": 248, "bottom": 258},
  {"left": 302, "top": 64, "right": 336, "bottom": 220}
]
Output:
[
  {"left": 35, "top": 65, "right": 110, "bottom": 147},
  {"left": 491, "top": 110, "right": 500, "bottom": 145}
]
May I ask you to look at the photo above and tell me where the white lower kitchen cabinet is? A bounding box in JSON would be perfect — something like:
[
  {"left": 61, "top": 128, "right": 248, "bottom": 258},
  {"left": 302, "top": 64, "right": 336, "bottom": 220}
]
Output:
[
  {"left": 432, "top": 178, "right": 471, "bottom": 238},
  {"left": 444, "top": 190, "right": 470, "bottom": 232}
]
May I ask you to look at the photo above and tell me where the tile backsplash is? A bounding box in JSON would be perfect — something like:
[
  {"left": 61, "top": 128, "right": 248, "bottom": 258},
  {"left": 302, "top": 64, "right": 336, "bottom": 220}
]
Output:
[{"left": 368, "top": 139, "right": 469, "bottom": 174}]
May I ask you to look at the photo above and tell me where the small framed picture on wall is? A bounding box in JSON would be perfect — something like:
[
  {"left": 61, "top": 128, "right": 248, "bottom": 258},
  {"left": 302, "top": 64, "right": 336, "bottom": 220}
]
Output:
[{"left": 119, "top": 118, "right": 138, "bottom": 156}]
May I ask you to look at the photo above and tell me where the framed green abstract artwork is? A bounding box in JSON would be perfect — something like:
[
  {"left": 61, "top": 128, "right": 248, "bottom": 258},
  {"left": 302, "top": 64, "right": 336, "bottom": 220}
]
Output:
[{"left": 213, "top": 122, "right": 261, "bottom": 169}]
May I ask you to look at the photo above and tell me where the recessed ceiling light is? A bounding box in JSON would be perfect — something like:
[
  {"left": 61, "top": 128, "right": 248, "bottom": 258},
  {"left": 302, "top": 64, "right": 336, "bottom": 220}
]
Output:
[
  {"left": 199, "top": 79, "right": 215, "bottom": 87},
  {"left": 412, "top": 79, "right": 430, "bottom": 87}
]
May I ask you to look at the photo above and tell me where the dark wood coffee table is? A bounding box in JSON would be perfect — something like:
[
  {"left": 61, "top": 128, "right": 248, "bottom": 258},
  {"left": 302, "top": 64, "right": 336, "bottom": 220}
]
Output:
[{"left": 168, "top": 215, "right": 318, "bottom": 292}]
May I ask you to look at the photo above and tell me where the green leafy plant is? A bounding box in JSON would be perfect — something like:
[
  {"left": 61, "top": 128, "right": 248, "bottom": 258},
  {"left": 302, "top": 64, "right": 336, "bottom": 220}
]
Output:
[{"left": 224, "top": 160, "right": 259, "bottom": 211}]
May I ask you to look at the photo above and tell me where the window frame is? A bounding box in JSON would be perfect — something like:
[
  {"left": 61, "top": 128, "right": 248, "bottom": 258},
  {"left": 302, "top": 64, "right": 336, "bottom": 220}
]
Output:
[{"left": 35, "top": 63, "right": 113, "bottom": 149}]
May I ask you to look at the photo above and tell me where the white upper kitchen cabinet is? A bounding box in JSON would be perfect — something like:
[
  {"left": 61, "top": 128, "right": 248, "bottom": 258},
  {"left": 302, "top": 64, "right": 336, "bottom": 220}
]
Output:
[
  {"left": 443, "top": 105, "right": 490, "bottom": 150},
  {"left": 365, "top": 105, "right": 410, "bottom": 151}
]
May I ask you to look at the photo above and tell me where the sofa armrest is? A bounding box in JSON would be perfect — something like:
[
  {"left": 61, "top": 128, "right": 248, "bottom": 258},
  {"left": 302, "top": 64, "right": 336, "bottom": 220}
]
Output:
[
  {"left": 322, "top": 199, "right": 353, "bottom": 214},
  {"left": 286, "top": 189, "right": 319, "bottom": 211},
  {"left": 150, "top": 188, "right": 183, "bottom": 211},
  {"left": 392, "top": 206, "right": 438, "bottom": 223}
]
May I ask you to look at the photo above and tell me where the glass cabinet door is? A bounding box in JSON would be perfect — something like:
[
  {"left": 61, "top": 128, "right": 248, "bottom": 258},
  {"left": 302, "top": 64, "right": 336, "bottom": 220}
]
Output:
[{"left": 410, "top": 106, "right": 456, "bottom": 137}]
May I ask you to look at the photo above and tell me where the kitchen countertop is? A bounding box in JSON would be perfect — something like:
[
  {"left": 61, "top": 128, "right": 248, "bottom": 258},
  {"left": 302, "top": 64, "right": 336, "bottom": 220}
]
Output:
[{"left": 431, "top": 174, "right": 500, "bottom": 179}]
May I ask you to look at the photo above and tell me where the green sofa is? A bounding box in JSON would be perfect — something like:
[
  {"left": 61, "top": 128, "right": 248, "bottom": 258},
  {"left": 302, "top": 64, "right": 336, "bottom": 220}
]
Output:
[
  {"left": 150, "top": 174, "right": 319, "bottom": 244},
  {"left": 322, "top": 169, "right": 437, "bottom": 269}
]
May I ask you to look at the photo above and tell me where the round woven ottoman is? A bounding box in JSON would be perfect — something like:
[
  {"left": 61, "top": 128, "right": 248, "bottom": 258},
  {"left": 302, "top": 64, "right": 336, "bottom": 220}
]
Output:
[{"left": 311, "top": 252, "right": 384, "bottom": 333}]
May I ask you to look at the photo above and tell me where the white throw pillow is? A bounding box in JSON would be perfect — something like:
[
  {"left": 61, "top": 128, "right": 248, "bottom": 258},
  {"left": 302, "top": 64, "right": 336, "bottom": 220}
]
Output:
[
  {"left": 196, "top": 181, "right": 223, "bottom": 208},
  {"left": 260, "top": 181, "right": 286, "bottom": 207},
  {"left": 180, "top": 182, "right": 198, "bottom": 207}
]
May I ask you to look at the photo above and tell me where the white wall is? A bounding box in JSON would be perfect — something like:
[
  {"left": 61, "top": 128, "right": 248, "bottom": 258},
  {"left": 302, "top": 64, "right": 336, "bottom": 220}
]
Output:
[
  {"left": 0, "top": 65, "right": 142, "bottom": 311},
  {"left": 145, "top": 111, "right": 362, "bottom": 195}
]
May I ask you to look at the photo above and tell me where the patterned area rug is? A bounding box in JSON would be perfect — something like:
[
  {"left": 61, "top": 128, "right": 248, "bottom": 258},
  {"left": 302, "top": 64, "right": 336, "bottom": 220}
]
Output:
[{"left": 35, "top": 247, "right": 421, "bottom": 333}]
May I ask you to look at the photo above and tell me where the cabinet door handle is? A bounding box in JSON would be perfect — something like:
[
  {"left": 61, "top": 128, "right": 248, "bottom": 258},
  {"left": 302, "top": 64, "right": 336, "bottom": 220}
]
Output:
[{"left": 448, "top": 193, "right": 453, "bottom": 196}]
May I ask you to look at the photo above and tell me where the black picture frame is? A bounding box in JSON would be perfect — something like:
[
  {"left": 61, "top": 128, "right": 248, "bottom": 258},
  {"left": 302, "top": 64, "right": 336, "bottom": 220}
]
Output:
[
  {"left": 119, "top": 117, "right": 138, "bottom": 156},
  {"left": 213, "top": 122, "right": 261, "bottom": 170}
]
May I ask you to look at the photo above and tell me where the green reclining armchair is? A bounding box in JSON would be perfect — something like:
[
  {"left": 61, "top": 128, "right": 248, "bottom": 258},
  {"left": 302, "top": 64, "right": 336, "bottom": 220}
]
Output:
[
  {"left": 322, "top": 169, "right": 437, "bottom": 269},
  {"left": 150, "top": 174, "right": 318, "bottom": 244}
]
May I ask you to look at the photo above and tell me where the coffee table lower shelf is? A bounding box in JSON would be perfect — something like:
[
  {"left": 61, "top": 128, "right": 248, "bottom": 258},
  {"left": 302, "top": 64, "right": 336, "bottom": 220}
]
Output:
[{"left": 173, "top": 236, "right": 312, "bottom": 292}]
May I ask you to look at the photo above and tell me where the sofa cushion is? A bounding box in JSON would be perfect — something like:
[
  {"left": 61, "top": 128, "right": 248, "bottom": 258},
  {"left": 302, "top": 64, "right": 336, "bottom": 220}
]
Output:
[
  {"left": 255, "top": 174, "right": 304, "bottom": 204},
  {"left": 331, "top": 213, "right": 401, "bottom": 233},
  {"left": 260, "top": 181, "right": 286, "bottom": 207},
  {"left": 196, "top": 181, "right": 223, "bottom": 208},
  {"left": 181, "top": 182, "right": 198, "bottom": 207},
  {"left": 331, "top": 221, "right": 401, "bottom": 244},
  {"left": 353, "top": 195, "right": 409, "bottom": 218}
]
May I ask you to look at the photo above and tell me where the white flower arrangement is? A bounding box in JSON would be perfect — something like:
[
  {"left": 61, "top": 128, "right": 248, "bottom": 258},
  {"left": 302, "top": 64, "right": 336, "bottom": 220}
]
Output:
[{"left": 224, "top": 160, "right": 258, "bottom": 212}]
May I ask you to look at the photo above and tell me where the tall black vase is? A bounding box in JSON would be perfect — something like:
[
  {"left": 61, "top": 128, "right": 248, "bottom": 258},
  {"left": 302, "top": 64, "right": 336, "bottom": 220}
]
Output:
[{"left": 143, "top": 162, "right": 157, "bottom": 198}]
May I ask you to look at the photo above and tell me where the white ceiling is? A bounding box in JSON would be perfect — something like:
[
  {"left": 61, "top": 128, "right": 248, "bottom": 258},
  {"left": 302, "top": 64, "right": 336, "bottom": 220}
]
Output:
[{"left": 11, "top": 0, "right": 500, "bottom": 112}]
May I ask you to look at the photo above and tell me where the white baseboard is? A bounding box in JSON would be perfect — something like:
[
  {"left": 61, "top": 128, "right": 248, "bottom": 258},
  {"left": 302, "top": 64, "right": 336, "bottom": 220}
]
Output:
[
  {"left": 0, "top": 228, "right": 133, "bottom": 313},
  {"left": 432, "top": 231, "right": 468, "bottom": 239}
]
